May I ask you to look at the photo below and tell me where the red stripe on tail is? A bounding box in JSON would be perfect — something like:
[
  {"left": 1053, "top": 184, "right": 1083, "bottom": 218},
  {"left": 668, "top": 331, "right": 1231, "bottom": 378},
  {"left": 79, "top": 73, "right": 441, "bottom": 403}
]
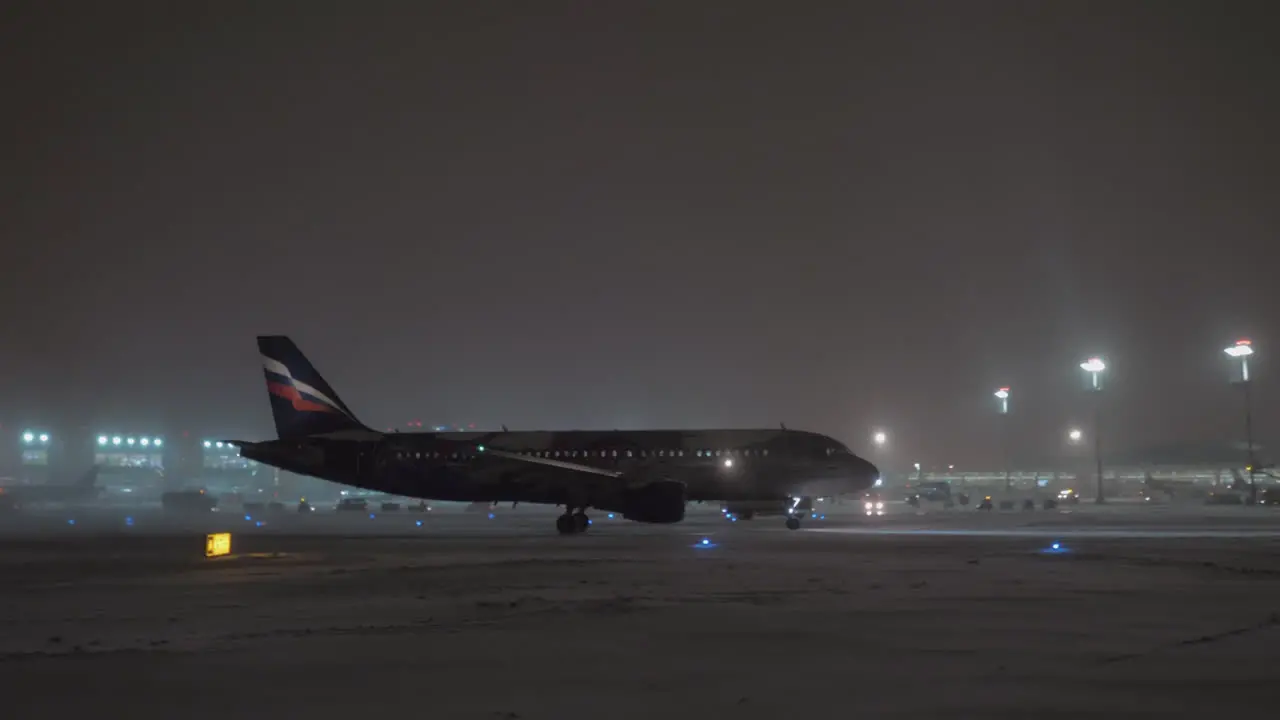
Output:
[{"left": 268, "top": 381, "right": 340, "bottom": 414}]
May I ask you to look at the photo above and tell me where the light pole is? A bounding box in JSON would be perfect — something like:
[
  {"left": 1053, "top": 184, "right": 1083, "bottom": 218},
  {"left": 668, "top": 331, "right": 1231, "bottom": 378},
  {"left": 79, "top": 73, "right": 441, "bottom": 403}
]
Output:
[
  {"left": 869, "top": 430, "right": 888, "bottom": 481},
  {"left": 1224, "top": 339, "right": 1256, "bottom": 503},
  {"left": 1080, "top": 357, "right": 1107, "bottom": 503},
  {"left": 994, "top": 387, "right": 1011, "bottom": 493}
]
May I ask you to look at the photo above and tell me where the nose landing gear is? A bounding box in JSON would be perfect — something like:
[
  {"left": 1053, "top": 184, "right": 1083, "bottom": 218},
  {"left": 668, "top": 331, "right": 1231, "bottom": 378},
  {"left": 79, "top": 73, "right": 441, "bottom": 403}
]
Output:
[{"left": 784, "top": 495, "right": 811, "bottom": 530}]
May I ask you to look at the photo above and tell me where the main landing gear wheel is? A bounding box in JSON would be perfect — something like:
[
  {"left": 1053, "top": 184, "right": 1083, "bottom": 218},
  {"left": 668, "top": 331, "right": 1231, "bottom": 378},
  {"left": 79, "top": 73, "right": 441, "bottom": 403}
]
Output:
[
  {"left": 785, "top": 516, "right": 801, "bottom": 531},
  {"left": 556, "top": 510, "right": 591, "bottom": 534}
]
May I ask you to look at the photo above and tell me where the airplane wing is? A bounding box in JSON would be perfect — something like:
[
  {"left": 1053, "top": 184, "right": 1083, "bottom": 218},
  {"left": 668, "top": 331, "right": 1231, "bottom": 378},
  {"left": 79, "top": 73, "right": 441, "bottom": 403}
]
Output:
[
  {"left": 469, "top": 446, "right": 685, "bottom": 522},
  {"left": 478, "top": 448, "right": 623, "bottom": 479}
]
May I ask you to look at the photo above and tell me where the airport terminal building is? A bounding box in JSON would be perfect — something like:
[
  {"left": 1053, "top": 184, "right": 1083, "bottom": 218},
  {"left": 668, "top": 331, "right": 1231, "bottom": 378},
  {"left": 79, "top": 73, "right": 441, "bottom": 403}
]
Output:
[{"left": 5, "top": 426, "right": 338, "bottom": 501}]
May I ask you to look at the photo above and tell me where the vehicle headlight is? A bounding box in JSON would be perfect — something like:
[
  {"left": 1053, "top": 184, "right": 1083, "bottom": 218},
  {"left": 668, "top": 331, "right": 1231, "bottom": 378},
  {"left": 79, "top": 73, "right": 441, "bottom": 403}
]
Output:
[
  {"left": 875, "top": 502, "right": 884, "bottom": 509},
  {"left": 864, "top": 501, "right": 874, "bottom": 510}
]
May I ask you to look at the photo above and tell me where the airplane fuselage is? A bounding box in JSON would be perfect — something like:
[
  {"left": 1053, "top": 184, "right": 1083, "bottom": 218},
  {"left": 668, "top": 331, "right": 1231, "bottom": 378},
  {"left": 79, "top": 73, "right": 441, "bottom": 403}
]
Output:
[{"left": 238, "top": 428, "right": 878, "bottom": 511}]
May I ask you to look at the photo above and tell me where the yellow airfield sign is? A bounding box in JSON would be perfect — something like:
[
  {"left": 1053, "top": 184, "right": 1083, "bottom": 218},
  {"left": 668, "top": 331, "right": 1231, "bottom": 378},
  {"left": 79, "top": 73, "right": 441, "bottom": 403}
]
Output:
[{"left": 205, "top": 532, "right": 232, "bottom": 558}]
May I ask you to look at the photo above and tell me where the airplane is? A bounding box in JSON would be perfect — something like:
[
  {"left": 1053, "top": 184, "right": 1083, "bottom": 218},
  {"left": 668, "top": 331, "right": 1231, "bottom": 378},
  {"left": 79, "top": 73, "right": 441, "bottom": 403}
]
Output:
[
  {"left": 231, "top": 336, "right": 880, "bottom": 534},
  {"left": 0, "top": 466, "right": 101, "bottom": 510}
]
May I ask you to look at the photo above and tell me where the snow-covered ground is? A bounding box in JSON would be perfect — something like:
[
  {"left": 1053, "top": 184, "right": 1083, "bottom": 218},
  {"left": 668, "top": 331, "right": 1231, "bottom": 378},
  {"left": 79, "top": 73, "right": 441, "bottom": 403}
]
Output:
[{"left": 3, "top": 509, "right": 1280, "bottom": 718}]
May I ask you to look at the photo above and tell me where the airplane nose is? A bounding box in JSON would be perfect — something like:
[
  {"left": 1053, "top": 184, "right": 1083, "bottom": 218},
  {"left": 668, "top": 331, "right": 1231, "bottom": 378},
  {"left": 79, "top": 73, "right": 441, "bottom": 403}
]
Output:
[{"left": 856, "top": 457, "right": 880, "bottom": 486}]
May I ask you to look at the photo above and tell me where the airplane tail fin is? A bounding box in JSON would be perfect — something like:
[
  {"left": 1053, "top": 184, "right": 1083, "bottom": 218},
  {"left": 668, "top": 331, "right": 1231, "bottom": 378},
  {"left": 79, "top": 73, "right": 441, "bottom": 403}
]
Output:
[{"left": 257, "top": 335, "right": 372, "bottom": 440}]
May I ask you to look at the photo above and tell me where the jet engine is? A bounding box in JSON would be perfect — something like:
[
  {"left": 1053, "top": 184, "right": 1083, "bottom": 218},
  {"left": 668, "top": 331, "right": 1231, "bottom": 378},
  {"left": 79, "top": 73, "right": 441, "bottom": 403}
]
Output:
[{"left": 594, "top": 479, "right": 686, "bottom": 524}]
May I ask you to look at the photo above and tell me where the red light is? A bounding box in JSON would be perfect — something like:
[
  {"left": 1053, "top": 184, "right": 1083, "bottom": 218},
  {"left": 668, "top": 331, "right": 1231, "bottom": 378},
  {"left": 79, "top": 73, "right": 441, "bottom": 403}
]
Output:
[
  {"left": 999, "top": 387, "right": 1010, "bottom": 392},
  {"left": 1237, "top": 339, "right": 1252, "bottom": 345},
  {"left": 468, "top": 423, "right": 475, "bottom": 429}
]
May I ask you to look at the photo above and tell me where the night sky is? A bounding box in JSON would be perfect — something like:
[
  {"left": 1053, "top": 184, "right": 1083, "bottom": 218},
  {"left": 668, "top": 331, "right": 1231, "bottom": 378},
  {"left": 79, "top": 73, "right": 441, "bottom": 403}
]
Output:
[{"left": 2, "top": 2, "right": 1275, "bottom": 469}]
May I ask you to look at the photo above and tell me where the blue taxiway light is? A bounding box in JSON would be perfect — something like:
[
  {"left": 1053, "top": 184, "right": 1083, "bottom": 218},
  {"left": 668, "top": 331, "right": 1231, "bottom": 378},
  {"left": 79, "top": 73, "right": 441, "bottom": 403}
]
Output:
[
  {"left": 244, "top": 515, "right": 252, "bottom": 521},
  {"left": 255, "top": 521, "right": 263, "bottom": 527},
  {"left": 488, "top": 513, "right": 495, "bottom": 519},
  {"left": 1041, "top": 541, "right": 1071, "bottom": 555},
  {"left": 124, "top": 516, "right": 134, "bottom": 526},
  {"left": 692, "top": 537, "right": 719, "bottom": 549},
  {"left": 415, "top": 520, "right": 423, "bottom": 527},
  {"left": 67, "top": 519, "right": 75, "bottom": 525},
  {"left": 607, "top": 513, "right": 615, "bottom": 519},
  {"left": 369, "top": 513, "right": 376, "bottom": 519}
]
